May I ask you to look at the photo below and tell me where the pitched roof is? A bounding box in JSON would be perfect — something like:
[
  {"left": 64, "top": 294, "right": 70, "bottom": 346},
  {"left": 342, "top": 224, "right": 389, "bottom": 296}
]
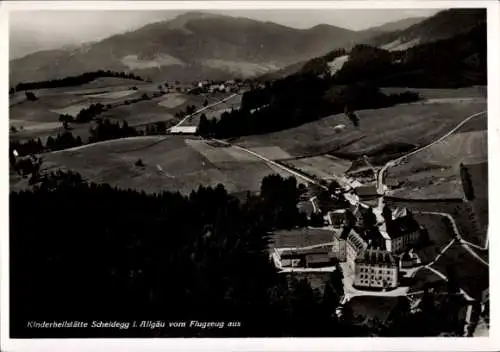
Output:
[
  {"left": 305, "top": 253, "right": 333, "bottom": 265},
  {"left": 281, "top": 248, "right": 330, "bottom": 258},
  {"left": 347, "top": 229, "right": 367, "bottom": 252},
  {"left": 355, "top": 248, "right": 397, "bottom": 266},
  {"left": 386, "top": 216, "right": 419, "bottom": 239},
  {"left": 170, "top": 126, "right": 198, "bottom": 134}
]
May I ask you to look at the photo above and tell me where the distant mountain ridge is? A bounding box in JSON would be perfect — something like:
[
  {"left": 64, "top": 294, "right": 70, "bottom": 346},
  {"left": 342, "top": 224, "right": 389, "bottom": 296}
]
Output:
[
  {"left": 260, "top": 8, "right": 486, "bottom": 81},
  {"left": 366, "top": 8, "right": 486, "bottom": 50},
  {"left": 9, "top": 11, "right": 429, "bottom": 84}
]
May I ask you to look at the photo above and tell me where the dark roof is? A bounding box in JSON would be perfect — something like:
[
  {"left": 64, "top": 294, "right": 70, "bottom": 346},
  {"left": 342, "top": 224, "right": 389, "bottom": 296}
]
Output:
[
  {"left": 347, "top": 229, "right": 367, "bottom": 251},
  {"left": 386, "top": 216, "right": 419, "bottom": 239},
  {"left": 355, "top": 248, "right": 397, "bottom": 267},
  {"left": 281, "top": 248, "right": 330, "bottom": 258},
  {"left": 354, "top": 186, "right": 379, "bottom": 197},
  {"left": 305, "top": 253, "right": 333, "bottom": 264}
]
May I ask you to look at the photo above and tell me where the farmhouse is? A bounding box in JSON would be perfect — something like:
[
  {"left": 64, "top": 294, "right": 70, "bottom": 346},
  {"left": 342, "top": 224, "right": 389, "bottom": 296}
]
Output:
[
  {"left": 353, "top": 248, "right": 399, "bottom": 289},
  {"left": 169, "top": 126, "right": 198, "bottom": 134}
]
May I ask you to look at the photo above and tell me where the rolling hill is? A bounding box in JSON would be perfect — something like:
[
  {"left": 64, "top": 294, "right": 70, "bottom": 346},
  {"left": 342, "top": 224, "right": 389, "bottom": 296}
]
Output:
[
  {"left": 365, "top": 8, "right": 486, "bottom": 50},
  {"left": 259, "top": 9, "right": 486, "bottom": 81},
  {"left": 10, "top": 11, "right": 372, "bottom": 84}
]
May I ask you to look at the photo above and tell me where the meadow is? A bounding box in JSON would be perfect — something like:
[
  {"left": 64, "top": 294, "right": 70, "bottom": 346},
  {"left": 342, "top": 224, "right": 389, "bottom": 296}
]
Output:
[
  {"left": 430, "top": 242, "right": 489, "bottom": 299},
  {"left": 10, "top": 136, "right": 301, "bottom": 195},
  {"left": 386, "top": 113, "right": 487, "bottom": 199},
  {"left": 235, "top": 100, "right": 487, "bottom": 162}
]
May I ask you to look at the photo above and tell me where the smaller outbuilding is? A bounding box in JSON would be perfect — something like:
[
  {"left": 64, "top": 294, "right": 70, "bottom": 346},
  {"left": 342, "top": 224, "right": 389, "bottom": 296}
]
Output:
[{"left": 169, "top": 126, "right": 198, "bottom": 134}]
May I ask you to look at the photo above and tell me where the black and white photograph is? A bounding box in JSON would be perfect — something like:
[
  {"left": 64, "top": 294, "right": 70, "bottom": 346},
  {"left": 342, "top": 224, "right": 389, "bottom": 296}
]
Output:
[{"left": 1, "top": 1, "right": 498, "bottom": 350}]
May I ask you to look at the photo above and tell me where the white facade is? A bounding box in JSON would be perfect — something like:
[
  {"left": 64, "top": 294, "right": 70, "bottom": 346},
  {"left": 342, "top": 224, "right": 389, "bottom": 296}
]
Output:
[
  {"left": 169, "top": 126, "right": 198, "bottom": 134},
  {"left": 354, "top": 262, "right": 398, "bottom": 289},
  {"left": 388, "top": 230, "right": 420, "bottom": 253},
  {"left": 353, "top": 249, "right": 399, "bottom": 289}
]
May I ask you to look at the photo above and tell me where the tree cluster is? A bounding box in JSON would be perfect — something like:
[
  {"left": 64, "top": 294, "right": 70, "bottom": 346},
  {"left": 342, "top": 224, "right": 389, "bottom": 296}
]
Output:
[
  {"left": 145, "top": 121, "right": 168, "bottom": 135},
  {"left": 9, "top": 132, "right": 83, "bottom": 160},
  {"left": 306, "top": 23, "right": 486, "bottom": 88},
  {"left": 75, "top": 103, "right": 105, "bottom": 123},
  {"left": 88, "top": 119, "right": 140, "bottom": 144},
  {"left": 13, "top": 70, "right": 145, "bottom": 92},
  {"left": 197, "top": 74, "right": 419, "bottom": 138},
  {"left": 11, "top": 172, "right": 347, "bottom": 337}
]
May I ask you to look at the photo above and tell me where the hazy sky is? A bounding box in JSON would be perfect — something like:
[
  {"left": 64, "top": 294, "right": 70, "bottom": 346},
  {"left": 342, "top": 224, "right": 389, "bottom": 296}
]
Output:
[{"left": 10, "top": 9, "right": 440, "bottom": 57}]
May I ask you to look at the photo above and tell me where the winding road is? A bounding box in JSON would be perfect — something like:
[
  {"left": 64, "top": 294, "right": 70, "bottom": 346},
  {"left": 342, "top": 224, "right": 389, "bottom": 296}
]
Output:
[
  {"left": 377, "top": 110, "right": 487, "bottom": 193},
  {"left": 168, "top": 93, "right": 238, "bottom": 131}
]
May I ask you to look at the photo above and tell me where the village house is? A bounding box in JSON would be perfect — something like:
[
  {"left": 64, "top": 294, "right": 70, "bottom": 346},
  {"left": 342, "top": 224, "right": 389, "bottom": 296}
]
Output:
[
  {"left": 169, "top": 126, "right": 198, "bottom": 135},
  {"left": 353, "top": 248, "right": 399, "bottom": 289}
]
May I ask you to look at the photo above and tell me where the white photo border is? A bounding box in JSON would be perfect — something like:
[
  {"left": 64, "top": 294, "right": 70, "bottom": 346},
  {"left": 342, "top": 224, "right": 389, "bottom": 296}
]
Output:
[{"left": 1, "top": 1, "right": 499, "bottom": 351}]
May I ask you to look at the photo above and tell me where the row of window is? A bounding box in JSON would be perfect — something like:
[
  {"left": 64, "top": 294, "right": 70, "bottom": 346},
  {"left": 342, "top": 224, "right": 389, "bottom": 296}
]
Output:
[
  {"left": 359, "top": 274, "right": 392, "bottom": 281},
  {"left": 358, "top": 280, "right": 385, "bottom": 286},
  {"left": 359, "top": 268, "right": 394, "bottom": 275}
]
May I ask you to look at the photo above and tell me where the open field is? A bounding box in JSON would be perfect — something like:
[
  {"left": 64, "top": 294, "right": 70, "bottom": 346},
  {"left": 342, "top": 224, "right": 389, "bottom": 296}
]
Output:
[
  {"left": 386, "top": 113, "right": 487, "bottom": 199},
  {"left": 84, "top": 90, "right": 137, "bottom": 99},
  {"left": 9, "top": 83, "right": 182, "bottom": 142},
  {"left": 235, "top": 100, "right": 487, "bottom": 160},
  {"left": 10, "top": 136, "right": 302, "bottom": 195},
  {"left": 178, "top": 93, "right": 241, "bottom": 126},
  {"left": 413, "top": 213, "right": 455, "bottom": 264},
  {"left": 268, "top": 228, "right": 334, "bottom": 249},
  {"left": 430, "top": 242, "right": 489, "bottom": 299},
  {"left": 158, "top": 93, "right": 188, "bottom": 109},
  {"left": 99, "top": 96, "right": 176, "bottom": 127},
  {"left": 380, "top": 86, "right": 486, "bottom": 100},
  {"left": 384, "top": 198, "right": 487, "bottom": 249},
  {"left": 408, "top": 267, "right": 446, "bottom": 294},
  {"left": 285, "top": 155, "right": 351, "bottom": 179}
]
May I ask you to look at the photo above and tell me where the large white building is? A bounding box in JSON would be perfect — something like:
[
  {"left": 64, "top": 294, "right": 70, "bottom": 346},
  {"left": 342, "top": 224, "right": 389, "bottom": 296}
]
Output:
[{"left": 354, "top": 248, "right": 399, "bottom": 289}]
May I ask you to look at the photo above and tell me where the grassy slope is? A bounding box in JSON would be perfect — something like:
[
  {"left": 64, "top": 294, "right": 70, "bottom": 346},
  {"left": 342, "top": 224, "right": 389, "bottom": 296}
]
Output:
[
  {"left": 386, "top": 113, "right": 487, "bottom": 199},
  {"left": 10, "top": 136, "right": 300, "bottom": 195},
  {"left": 430, "top": 242, "right": 489, "bottom": 299},
  {"left": 235, "top": 100, "right": 486, "bottom": 159}
]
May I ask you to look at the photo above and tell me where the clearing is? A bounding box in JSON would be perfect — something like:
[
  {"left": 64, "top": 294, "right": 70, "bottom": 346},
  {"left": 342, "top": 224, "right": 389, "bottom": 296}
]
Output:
[
  {"left": 430, "top": 242, "right": 489, "bottom": 300},
  {"left": 11, "top": 136, "right": 303, "bottom": 195},
  {"left": 386, "top": 113, "right": 487, "bottom": 199},
  {"left": 268, "top": 228, "right": 334, "bottom": 249},
  {"left": 235, "top": 100, "right": 487, "bottom": 161},
  {"left": 284, "top": 155, "right": 351, "bottom": 180}
]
